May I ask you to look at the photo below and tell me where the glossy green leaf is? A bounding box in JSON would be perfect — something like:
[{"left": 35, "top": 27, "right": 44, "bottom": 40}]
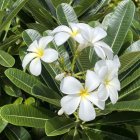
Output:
[
  {"left": 1, "top": 104, "right": 54, "bottom": 128},
  {"left": 0, "top": 50, "right": 15, "bottom": 67},
  {"left": 104, "top": 0, "right": 135, "bottom": 54},
  {"left": 57, "top": 3, "right": 78, "bottom": 26},
  {"left": 5, "top": 126, "right": 32, "bottom": 140},
  {"left": 5, "top": 68, "right": 42, "bottom": 94},
  {"left": 32, "top": 83, "right": 60, "bottom": 107},
  {"left": 119, "top": 52, "right": 140, "bottom": 74},
  {"left": 0, "top": 0, "right": 29, "bottom": 31},
  {"left": 45, "top": 116, "right": 75, "bottom": 136},
  {"left": 22, "top": 29, "right": 41, "bottom": 46}
]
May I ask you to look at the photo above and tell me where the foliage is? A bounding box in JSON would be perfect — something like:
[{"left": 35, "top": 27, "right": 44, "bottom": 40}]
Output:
[{"left": 0, "top": 0, "right": 140, "bottom": 139}]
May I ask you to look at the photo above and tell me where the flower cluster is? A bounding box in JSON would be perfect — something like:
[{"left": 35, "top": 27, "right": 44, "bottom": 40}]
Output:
[{"left": 22, "top": 22, "right": 121, "bottom": 122}]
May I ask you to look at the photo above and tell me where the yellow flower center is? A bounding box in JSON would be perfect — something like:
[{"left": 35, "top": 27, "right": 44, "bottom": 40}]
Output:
[
  {"left": 80, "top": 88, "right": 89, "bottom": 98},
  {"left": 71, "top": 30, "right": 79, "bottom": 37},
  {"left": 104, "top": 79, "right": 110, "bottom": 86},
  {"left": 36, "top": 48, "right": 44, "bottom": 58}
]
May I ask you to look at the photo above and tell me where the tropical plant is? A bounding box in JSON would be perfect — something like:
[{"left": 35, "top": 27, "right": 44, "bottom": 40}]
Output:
[{"left": 0, "top": 0, "right": 140, "bottom": 140}]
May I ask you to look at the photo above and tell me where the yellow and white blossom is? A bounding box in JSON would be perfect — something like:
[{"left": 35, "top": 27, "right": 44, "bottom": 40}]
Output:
[
  {"left": 95, "top": 55, "right": 121, "bottom": 104},
  {"left": 52, "top": 23, "right": 85, "bottom": 46},
  {"left": 22, "top": 36, "right": 58, "bottom": 76},
  {"left": 77, "top": 23, "right": 113, "bottom": 59},
  {"left": 59, "top": 70, "right": 105, "bottom": 122}
]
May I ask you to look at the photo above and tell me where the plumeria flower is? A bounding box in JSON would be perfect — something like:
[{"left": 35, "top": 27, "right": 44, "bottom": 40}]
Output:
[
  {"left": 22, "top": 36, "right": 58, "bottom": 76},
  {"left": 59, "top": 70, "right": 105, "bottom": 122},
  {"left": 52, "top": 23, "right": 85, "bottom": 46},
  {"left": 95, "top": 55, "right": 121, "bottom": 104},
  {"left": 77, "top": 23, "right": 113, "bottom": 59}
]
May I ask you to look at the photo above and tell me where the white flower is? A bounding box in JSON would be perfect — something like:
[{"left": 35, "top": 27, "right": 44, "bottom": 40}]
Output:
[
  {"left": 22, "top": 36, "right": 58, "bottom": 76},
  {"left": 52, "top": 23, "right": 85, "bottom": 46},
  {"left": 95, "top": 56, "right": 121, "bottom": 104},
  {"left": 77, "top": 23, "right": 113, "bottom": 59},
  {"left": 60, "top": 70, "right": 105, "bottom": 122}
]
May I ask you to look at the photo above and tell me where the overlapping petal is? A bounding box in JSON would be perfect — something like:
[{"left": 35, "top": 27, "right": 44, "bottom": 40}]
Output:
[
  {"left": 85, "top": 70, "right": 100, "bottom": 92},
  {"left": 61, "top": 95, "right": 81, "bottom": 115},
  {"left": 60, "top": 76, "right": 84, "bottom": 94},
  {"left": 41, "top": 48, "right": 58, "bottom": 63},
  {"left": 79, "top": 99, "right": 96, "bottom": 121},
  {"left": 22, "top": 53, "right": 37, "bottom": 69},
  {"left": 29, "top": 58, "right": 41, "bottom": 76}
]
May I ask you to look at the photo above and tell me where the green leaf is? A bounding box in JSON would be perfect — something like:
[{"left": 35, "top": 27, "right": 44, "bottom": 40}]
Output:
[
  {"left": 121, "top": 67, "right": 140, "bottom": 89},
  {"left": 22, "top": 29, "right": 41, "bottom": 46},
  {"left": 5, "top": 126, "right": 32, "bottom": 140},
  {"left": 45, "top": 116, "right": 75, "bottom": 136},
  {"left": 74, "top": 0, "right": 97, "bottom": 17},
  {"left": 85, "top": 126, "right": 136, "bottom": 140},
  {"left": 119, "top": 52, "right": 140, "bottom": 74},
  {"left": 0, "top": 50, "right": 15, "bottom": 67},
  {"left": 126, "top": 40, "right": 140, "bottom": 52},
  {"left": 57, "top": 3, "right": 78, "bottom": 26},
  {"left": 95, "top": 112, "right": 140, "bottom": 125},
  {"left": 0, "top": 116, "right": 7, "bottom": 133},
  {"left": 104, "top": 0, "right": 135, "bottom": 54},
  {"left": 105, "top": 100, "right": 140, "bottom": 112},
  {"left": 5, "top": 68, "right": 42, "bottom": 94},
  {"left": 1, "top": 104, "right": 54, "bottom": 128},
  {"left": 32, "top": 84, "right": 60, "bottom": 107},
  {"left": 120, "top": 78, "right": 140, "bottom": 100},
  {"left": 51, "top": 0, "right": 71, "bottom": 8},
  {"left": 0, "top": 0, "right": 29, "bottom": 31},
  {"left": 0, "top": 0, "right": 10, "bottom": 10}
]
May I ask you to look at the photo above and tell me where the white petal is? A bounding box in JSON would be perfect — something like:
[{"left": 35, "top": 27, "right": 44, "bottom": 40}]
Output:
[
  {"left": 92, "top": 27, "right": 107, "bottom": 43},
  {"left": 98, "top": 66, "right": 108, "bottom": 80},
  {"left": 41, "top": 48, "right": 58, "bottom": 63},
  {"left": 110, "top": 78, "right": 121, "bottom": 91},
  {"left": 79, "top": 99, "right": 96, "bottom": 121},
  {"left": 77, "top": 23, "right": 93, "bottom": 42},
  {"left": 113, "top": 55, "right": 121, "bottom": 68},
  {"left": 97, "top": 84, "right": 109, "bottom": 101},
  {"left": 73, "top": 34, "right": 85, "bottom": 44},
  {"left": 85, "top": 70, "right": 100, "bottom": 92},
  {"left": 94, "top": 60, "right": 106, "bottom": 73},
  {"left": 27, "top": 40, "right": 39, "bottom": 52},
  {"left": 94, "top": 46, "right": 106, "bottom": 59},
  {"left": 60, "top": 76, "right": 84, "bottom": 94},
  {"left": 86, "top": 92, "right": 105, "bottom": 110},
  {"left": 61, "top": 95, "right": 81, "bottom": 115},
  {"left": 95, "top": 41, "right": 113, "bottom": 59},
  {"left": 107, "top": 86, "right": 118, "bottom": 104},
  {"left": 22, "top": 53, "right": 37, "bottom": 69},
  {"left": 52, "top": 25, "right": 71, "bottom": 34},
  {"left": 39, "top": 36, "right": 53, "bottom": 49},
  {"left": 54, "top": 32, "right": 70, "bottom": 46},
  {"left": 29, "top": 58, "right": 41, "bottom": 76},
  {"left": 69, "top": 23, "right": 78, "bottom": 31}
]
